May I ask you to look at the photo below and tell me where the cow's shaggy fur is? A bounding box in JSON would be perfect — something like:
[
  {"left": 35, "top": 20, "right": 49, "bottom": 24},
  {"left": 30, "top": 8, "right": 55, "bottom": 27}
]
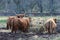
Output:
[
  {"left": 44, "top": 18, "right": 57, "bottom": 34},
  {"left": 11, "top": 17, "right": 31, "bottom": 33}
]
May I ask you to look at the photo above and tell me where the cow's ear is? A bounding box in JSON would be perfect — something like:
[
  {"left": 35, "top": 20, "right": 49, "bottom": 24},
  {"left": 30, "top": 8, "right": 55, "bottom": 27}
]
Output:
[{"left": 53, "top": 18, "right": 57, "bottom": 23}]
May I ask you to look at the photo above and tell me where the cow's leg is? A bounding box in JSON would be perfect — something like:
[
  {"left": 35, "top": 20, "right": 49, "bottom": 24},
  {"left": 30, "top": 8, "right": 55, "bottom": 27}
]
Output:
[
  {"left": 11, "top": 26, "right": 14, "bottom": 33},
  {"left": 9, "top": 20, "right": 11, "bottom": 29},
  {"left": 53, "top": 28, "right": 56, "bottom": 34},
  {"left": 11, "top": 28, "right": 14, "bottom": 33},
  {"left": 7, "top": 23, "right": 9, "bottom": 29},
  {"left": 50, "top": 25, "right": 53, "bottom": 34},
  {"left": 25, "top": 28, "right": 28, "bottom": 32},
  {"left": 15, "top": 29, "right": 16, "bottom": 33},
  {"left": 47, "top": 26, "right": 51, "bottom": 34},
  {"left": 45, "top": 26, "right": 49, "bottom": 33},
  {"left": 45, "top": 27, "right": 48, "bottom": 33},
  {"left": 24, "top": 24, "right": 28, "bottom": 32},
  {"left": 22, "top": 27, "right": 27, "bottom": 33},
  {"left": 48, "top": 29, "right": 50, "bottom": 34},
  {"left": 25, "top": 26, "right": 29, "bottom": 33},
  {"left": 15, "top": 26, "right": 18, "bottom": 33},
  {"left": 11, "top": 27, "right": 16, "bottom": 33},
  {"left": 23, "top": 28, "right": 26, "bottom": 32},
  {"left": 9, "top": 24, "right": 11, "bottom": 29},
  {"left": 50, "top": 28, "right": 53, "bottom": 33},
  {"left": 10, "top": 20, "right": 13, "bottom": 29}
]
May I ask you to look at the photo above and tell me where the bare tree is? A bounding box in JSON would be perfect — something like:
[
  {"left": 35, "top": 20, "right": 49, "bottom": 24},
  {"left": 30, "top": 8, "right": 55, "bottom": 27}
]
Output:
[
  {"left": 49, "top": 0, "right": 55, "bottom": 15},
  {"left": 28, "top": 0, "right": 37, "bottom": 13},
  {"left": 13, "top": 0, "right": 21, "bottom": 14},
  {"left": 38, "top": 0, "right": 43, "bottom": 13}
]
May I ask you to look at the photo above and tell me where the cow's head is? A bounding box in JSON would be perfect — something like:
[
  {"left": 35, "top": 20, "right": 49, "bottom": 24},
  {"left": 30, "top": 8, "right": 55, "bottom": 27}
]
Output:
[{"left": 16, "top": 14, "right": 25, "bottom": 18}]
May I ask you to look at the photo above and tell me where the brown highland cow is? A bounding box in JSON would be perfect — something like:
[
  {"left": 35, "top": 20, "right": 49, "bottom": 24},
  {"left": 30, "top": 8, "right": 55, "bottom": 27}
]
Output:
[
  {"left": 44, "top": 18, "right": 57, "bottom": 34},
  {"left": 11, "top": 17, "right": 31, "bottom": 33}
]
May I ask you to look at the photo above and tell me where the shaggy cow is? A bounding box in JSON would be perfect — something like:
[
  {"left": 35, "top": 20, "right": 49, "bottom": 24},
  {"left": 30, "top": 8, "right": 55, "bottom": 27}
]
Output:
[
  {"left": 6, "top": 16, "right": 16, "bottom": 29},
  {"left": 44, "top": 18, "right": 57, "bottom": 34},
  {"left": 6, "top": 14, "right": 25, "bottom": 30},
  {"left": 11, "top": 17, "right": 31, "bottom": 33}
]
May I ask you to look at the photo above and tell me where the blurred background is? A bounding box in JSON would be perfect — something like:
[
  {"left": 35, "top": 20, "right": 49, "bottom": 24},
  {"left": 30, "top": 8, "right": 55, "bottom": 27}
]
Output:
[
  {"left": 0, "top": 0, "right": 60, "bottom": 40},
  {"left": 0, "top": 0, "right": 60, "bottom": 16}
]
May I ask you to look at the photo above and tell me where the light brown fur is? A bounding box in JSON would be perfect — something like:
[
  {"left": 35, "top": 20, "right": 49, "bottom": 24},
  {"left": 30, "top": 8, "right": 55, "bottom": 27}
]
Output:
[{"left": 45, "top": 18, "right": 57, "bottom": 34}]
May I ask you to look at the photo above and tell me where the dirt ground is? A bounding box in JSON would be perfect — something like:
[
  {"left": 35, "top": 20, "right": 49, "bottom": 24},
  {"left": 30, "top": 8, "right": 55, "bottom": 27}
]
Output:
[{"left": 0, "top": 29, "right": 60, "bottom": 40}]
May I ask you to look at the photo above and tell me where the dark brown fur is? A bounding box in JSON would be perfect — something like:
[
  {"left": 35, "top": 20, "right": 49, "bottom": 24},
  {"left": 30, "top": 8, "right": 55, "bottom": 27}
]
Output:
[
  {"left": 11, "top": 17, "right": 31, "bottom": 33},
  {"left": 6, "top": 16, "right": 15, "bottom": 29},
  {"left": 6, "top": 14, "right": 25, "bottom": 30}
]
